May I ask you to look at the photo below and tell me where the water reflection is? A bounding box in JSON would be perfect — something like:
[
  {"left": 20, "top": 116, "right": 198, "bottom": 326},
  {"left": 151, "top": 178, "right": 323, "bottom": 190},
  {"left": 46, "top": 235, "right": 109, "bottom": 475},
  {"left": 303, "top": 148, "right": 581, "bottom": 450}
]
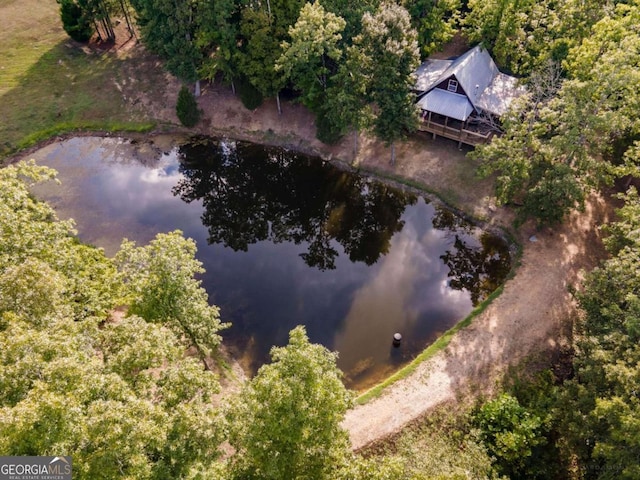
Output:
[
  {"left": 172, "top": 137, "right": 416, "bottom": 270},
  {"left": 433, "top": 206, "right": 512, "bottom": 305},
  {"left": 27, "top": 135, "right": 511, "bottom": 390}
]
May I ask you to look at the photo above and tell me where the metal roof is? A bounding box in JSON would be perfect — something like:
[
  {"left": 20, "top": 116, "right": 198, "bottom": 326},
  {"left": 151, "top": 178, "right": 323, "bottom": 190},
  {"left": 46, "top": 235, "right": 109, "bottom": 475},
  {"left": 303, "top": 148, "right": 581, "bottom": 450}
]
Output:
[
  {"left": 476, "top": 72, "right": 526, "bottom": 116},
  {"left": 416, "top": 89, "right": 475, "bottom": 122},
  {"left": 413, "top": 45, "right": 524, "bottom": 118},
  {"left": 437, "top": 45, "right": 498, "bottom": 109},
  {"left": 413, "top": 59, "right": 453, "bottom": 92}
]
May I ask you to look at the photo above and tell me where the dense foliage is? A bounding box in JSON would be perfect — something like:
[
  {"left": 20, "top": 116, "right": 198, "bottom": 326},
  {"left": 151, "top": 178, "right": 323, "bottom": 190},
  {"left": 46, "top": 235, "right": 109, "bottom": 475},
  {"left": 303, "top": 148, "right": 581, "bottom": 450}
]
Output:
[
  {"left": 58, "top": 0, "right": 94, "bottom": 42},
  {"left": 472, "top": 0, "right": 640, "bottom": 225},
  {"left": 125, "top": 0, "right": 425, "bottom": 147},
  {"left": 227, "top": 326, "right": 353, "bottom": 479},
  {"left": 563, "top": 187, "right": 640, "bottom": 478},
  {"left": 460, "top": 188, "right": 640, "bottom": 479},
  {"left": 0, "top": 163, "right": 227, "bottom": 478}
]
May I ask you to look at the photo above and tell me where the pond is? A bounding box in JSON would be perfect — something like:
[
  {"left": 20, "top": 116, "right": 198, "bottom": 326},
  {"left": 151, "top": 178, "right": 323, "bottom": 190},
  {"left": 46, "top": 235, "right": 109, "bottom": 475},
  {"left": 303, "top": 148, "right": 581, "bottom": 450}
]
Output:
[{"left": 28, "top": 135, "right": 511, "bottom": 390}]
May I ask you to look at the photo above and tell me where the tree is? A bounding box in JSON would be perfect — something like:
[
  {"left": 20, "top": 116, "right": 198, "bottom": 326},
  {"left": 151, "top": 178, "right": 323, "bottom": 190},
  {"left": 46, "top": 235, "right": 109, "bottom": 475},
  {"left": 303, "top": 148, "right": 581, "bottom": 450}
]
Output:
[
  {"left": 323, "top": 44, "right": 372, "bottom": 153},
  {"left": 176, "top": 85, "right": 201, "bottom": 127},
  {"left": 559, "top": 187, "right": 640, "bottom": 479},
  {"left": 237, "top": 6, "right": 286, "bottom": 113},
  {"left": 356, "top": 3, "right": 420, "bottom": 164},
  {"left": 321, "top": 0, "right": 379, "bottom": 42},
  {"left": 404, "top": 0, "right": 460, "bottom": 56},
  {"left": 463, "top": 0, "right": 614, "bottom": 75},
  {"left": 0, "top": 163, "right": 226, "bottom": 478},
  {"left": 115, "top": 230, "right": 229, "bottom": 360},
  {"left": 58, "top": 0, "right": 94, "bottom": 42},
  {"left": 130, "top": 0, "right": 202, "bottom": 87},
  {"left": 197, "top": 0, "right": 239, "bottom": 89},
  {"left": 87, "top": 0, "right": 116, "bottom": 42},
  {"left": 473, "top": 1, "right": 640, "bottom": 225},
  {"left": 0, "top": 162, "right": 120, "bottom": 320},
  {"left": 475, "top": 393, "right": 548, "bottom": 478},
  {"left": 276, "top": 1, "right": 346, "bottom": 113},
  {"left": 227, "top": 326, "right": 353, "bottom": 479}
]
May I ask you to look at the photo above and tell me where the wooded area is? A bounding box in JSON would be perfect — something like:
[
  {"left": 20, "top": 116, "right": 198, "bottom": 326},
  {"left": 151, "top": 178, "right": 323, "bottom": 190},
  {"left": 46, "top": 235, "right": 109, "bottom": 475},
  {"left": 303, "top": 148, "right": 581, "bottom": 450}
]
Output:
[{"left": 56, "top": 0, "right": 640, "bottom": 226}]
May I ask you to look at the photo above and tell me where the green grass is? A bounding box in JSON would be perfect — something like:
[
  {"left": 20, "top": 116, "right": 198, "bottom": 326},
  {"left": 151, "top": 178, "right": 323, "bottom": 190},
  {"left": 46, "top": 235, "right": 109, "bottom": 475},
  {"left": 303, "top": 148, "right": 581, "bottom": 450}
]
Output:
[
  {"left": 15, "top": 121, "right": 155, "bottom": 151},
  {"left": 0, "top": 0, "right": 160, "bottom": 159}
]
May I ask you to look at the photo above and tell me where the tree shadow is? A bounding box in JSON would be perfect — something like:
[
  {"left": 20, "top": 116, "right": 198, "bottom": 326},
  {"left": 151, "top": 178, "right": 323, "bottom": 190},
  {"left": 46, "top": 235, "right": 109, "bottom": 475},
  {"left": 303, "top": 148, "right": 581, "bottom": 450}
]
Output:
[
  {"left": 0, "top": 35, "right": 153, "bottom": 156},
  {"left": 439, "top": 192, "right": 616, "bottom": 401}
]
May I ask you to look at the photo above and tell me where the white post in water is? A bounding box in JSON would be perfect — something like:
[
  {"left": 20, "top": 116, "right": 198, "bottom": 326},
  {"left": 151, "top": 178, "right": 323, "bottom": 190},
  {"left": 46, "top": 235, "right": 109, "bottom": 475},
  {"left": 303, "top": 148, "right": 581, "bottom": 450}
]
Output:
[{"left": 393, "top": 332, "right": 402, "bottom": 347}]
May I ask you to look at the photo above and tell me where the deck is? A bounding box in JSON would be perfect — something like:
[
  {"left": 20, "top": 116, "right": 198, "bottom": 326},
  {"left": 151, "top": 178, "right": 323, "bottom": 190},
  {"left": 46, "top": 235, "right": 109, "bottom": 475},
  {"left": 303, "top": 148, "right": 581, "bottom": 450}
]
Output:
[{"left": 417, "top": 113, "right": 495, "bottom": 147}]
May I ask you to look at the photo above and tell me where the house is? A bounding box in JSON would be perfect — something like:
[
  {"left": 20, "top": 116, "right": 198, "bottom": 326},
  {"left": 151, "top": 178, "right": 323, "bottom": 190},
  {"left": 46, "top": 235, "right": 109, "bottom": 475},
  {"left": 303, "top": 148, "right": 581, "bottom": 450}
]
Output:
[{"left": 413, "top": 45, "right": 525, "bottom": 147}]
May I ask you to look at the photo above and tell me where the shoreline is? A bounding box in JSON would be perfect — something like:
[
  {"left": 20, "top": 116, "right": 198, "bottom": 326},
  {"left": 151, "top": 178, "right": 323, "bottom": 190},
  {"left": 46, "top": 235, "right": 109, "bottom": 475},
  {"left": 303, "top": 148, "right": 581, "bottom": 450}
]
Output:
[{"left": 15, "top": 130, "right": 519, "bottom": 393}]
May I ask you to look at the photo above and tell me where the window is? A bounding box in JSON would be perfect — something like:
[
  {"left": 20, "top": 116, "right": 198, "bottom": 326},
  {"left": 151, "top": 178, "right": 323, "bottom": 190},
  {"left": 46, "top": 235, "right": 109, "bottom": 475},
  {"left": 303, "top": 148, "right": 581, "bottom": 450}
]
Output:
[{"left": 447, "top": 79, "right": 458, "bottom": 92}]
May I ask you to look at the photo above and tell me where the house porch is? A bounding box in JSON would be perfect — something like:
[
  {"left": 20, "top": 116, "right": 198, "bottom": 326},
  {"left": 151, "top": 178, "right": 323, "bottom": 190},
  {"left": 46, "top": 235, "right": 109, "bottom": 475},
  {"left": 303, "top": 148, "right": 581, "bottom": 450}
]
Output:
[{"left": 417, "top": 112, "right": 494, "bottom": 147}]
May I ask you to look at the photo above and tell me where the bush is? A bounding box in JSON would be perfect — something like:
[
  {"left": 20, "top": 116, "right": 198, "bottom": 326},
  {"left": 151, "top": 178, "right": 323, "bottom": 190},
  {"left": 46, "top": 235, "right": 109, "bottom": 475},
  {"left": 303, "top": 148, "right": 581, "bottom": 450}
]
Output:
[
  {"left": 474, "top": 393, "right": 549, "bottom": 479},
  {"left": 176, "top": 86, "right": 200, "bottom": 127},
  {"left": 236, "top": 77, "right": 263, "bottom": 110},
  {"left": 315, "top": 109, "right": 343, "bottom": 145},
  {"left": 59, "top": 0, "right": 93, "bottom": 42}
]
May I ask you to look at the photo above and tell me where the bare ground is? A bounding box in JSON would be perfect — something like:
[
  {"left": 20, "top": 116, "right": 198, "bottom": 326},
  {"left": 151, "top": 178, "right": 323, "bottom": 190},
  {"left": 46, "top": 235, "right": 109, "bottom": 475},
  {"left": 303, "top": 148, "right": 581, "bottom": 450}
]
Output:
[{"left": 100, "top": 40, "right": 614, "bottom": 450}]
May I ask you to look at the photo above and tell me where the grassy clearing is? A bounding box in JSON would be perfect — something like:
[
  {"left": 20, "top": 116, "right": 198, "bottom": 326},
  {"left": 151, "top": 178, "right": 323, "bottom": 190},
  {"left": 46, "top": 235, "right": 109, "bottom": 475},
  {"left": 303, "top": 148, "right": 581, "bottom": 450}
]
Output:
[{"left": 0, "top": 0, "right": 159, "bottom": 159}]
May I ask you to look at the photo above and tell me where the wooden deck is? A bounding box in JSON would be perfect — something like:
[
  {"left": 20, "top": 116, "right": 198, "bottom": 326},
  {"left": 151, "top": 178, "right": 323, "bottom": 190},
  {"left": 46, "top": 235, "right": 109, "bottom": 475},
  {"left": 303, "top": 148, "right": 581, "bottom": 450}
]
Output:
[
  {"left": 417, "top": 112, "right": 495, "bottom": 147},
  {"left": 417, "top": 120, "right": 493, "bottom": 147}
]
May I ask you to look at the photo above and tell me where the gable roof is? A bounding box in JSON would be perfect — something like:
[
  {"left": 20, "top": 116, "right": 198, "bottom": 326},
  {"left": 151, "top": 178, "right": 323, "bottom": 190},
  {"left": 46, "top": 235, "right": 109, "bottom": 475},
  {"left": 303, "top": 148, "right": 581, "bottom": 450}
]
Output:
[
  {"left": 413, "top": 59, "right": 453, "bottom": 92},
  {"left": 414, "top": 45, "right": 525, "bottom": 117}
]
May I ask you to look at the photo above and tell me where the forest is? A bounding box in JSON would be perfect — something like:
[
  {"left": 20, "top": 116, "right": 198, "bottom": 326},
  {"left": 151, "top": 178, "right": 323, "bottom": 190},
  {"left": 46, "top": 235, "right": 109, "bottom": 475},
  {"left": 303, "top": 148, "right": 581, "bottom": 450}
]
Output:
[
  {"left": 57, "top": 0, "right": 640, "bottom": 226},
  {"left": 1, "top": 0, "right": 639, "bottom": 478}
]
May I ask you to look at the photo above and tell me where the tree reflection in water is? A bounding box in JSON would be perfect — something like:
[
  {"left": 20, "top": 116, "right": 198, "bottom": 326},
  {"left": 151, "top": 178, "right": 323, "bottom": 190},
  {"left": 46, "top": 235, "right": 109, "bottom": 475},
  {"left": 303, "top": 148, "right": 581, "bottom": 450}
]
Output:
[
  {"left": 433, "top": 205, "right": 511, "bottom": 305},
  {"left": 172, "top": 137, "right": 417, "bottom": 270}
]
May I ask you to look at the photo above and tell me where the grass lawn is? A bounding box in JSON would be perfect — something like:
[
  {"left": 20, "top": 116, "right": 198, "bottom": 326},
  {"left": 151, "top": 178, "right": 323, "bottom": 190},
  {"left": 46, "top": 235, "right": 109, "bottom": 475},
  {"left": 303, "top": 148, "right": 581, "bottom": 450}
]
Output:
[{"left": 0, "top": 0, "right": 157, "bottom": 158}]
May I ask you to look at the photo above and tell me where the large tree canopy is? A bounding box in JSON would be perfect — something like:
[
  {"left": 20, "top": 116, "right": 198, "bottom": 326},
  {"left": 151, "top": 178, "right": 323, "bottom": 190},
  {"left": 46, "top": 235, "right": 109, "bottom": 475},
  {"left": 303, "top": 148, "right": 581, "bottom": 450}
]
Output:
[
  {"left": 130, "top": 0, "right": 202, "bottom": 82},
  {"left": 276, "top": 1, "right": 346, "bottom": 112},
  {"left": 0, "top": 162, "right": 226, "bottom": 479},
  {"left": 227, "top": 326, "right": 353, "bottom": 480},
  {"left": 357, "top": 2, "right": 420, "bottom": 163}
]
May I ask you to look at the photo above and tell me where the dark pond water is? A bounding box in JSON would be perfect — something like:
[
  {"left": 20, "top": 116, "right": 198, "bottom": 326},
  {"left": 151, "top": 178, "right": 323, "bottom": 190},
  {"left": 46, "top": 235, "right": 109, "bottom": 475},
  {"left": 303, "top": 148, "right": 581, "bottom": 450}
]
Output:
[{"left": 28, "top": 135, "right": 511, "bottom": 390}]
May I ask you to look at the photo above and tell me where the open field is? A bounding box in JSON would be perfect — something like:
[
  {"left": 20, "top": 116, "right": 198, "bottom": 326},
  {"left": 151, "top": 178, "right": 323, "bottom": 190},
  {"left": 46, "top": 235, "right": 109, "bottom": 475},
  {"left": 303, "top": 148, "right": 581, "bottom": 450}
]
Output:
[{"left": 0, "top": 0, "right": 159, "bottom": 157}]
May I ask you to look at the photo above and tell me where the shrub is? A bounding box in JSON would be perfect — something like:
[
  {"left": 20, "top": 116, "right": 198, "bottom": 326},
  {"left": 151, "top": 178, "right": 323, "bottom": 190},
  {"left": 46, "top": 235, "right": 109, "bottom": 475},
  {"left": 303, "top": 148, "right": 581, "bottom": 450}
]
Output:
[
  {"left": 315, "top": 110, "right": 343, "bottom": 145},
  {"left": 176, "top": 86, "right": 200, "bottom": 127},
  {"left": 236, "top": 77, "right": 263, "bottom": 110}
]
